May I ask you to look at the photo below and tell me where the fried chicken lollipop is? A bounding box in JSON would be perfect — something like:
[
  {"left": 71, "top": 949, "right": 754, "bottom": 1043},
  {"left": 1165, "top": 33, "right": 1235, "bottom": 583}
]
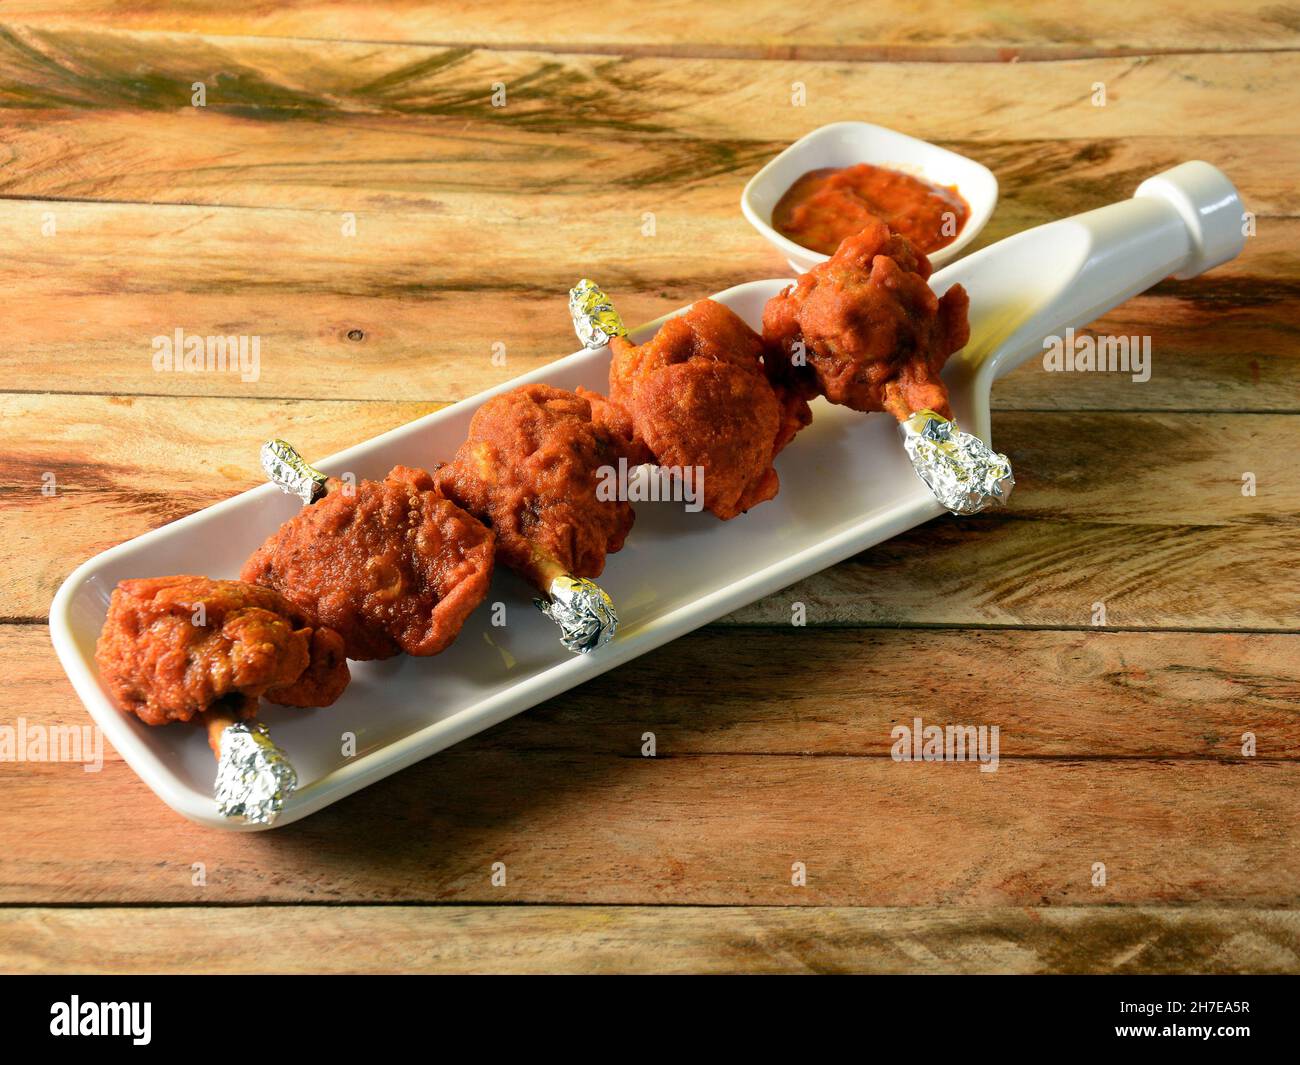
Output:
[
  {"left": 434, "top": 384, "right": 631, "bottom": 652},
  {"left": 574, "top": 286, "right": 810, "bottom": 520},
  {"left": 437, "top": 384, "right": 634, "bottom": 588},
  {"left": 95, "top": 574, "right": 351, "bottom": 823},
  {"left": 762, "top": 221, "right": 1013, "bottom": 515},
  {"left": 96, "top": 575, "right": 350, "bottom": 726},
  {"left": 242, "top": 463, "right": 495, "bottom": 661},
  {"left": 762, "top": 217, "right": 970, "bottom": 421}
]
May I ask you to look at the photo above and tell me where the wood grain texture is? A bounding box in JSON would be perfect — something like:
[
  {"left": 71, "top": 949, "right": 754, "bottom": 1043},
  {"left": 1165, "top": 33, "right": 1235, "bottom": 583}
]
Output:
[
  {"left": 3, "top": 905, "right": 1297, "bottom": 974},
  {"left": 8, "top": 622, "right": 1299, "bottom": 758},
  {"left": 0, "top": 197, "right": 1294, "bottom": 407},
  {"left": 0, "top": 29, "right": 1294, "bottom": 211},
  {"left": 2, "top": 628, "right": 1298, "bottom": 908},
  {"left": 3, "top": 750, "right": 1297, "bottom": 905},
  {"left": 4, "top": 1, "right": 1299, "bottom": 60},
  {"left": 0, "top": 34, "right": 1295, "bottom": 209}
]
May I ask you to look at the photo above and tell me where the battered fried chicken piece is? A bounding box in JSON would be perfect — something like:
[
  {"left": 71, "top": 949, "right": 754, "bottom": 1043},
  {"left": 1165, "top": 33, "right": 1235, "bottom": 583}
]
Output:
[
  {"left": 574, "top": 386, "right": 652, "bottom": 467},
  {"left": 435, "top": 384, "right": 635, "bottom": 591},
  {"left": 95, "top": 575, "right": 350, "bottom": 727},
  {"left": 595, "top": 299, "right": 811, "bottom": 521},
  {"left": 763, "top": 218, "right": 970, "bottom": 421},
  {"left": 241, "top": 465, "right": 495, "bottom": 660}
]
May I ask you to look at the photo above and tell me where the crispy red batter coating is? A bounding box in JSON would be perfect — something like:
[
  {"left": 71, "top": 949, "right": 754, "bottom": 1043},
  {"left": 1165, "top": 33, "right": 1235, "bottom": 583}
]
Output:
[
  {"left": 575, "top": 386, "right": 652, "bottom": 467},
  {"left": 94, "top": 575, "right": 350, "bottom": 726},
  {"left": 241, "top": 465, "right": 495, "bottom": 660},
  {"left": 436, "top": 384, "right": 635, "bottom": 590},
  {"left": 763, "top": 218, "right": 970, "bottom": 421},
  {"left": 271, "top": 626, "right": 350, "bottom": 708},
  {"left": 599, "top": 299, "right": 811, "bottom": 521}
]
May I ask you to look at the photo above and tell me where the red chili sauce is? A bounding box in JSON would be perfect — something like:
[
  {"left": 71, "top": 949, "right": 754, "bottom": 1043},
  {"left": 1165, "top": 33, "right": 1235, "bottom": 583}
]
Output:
[{"left": 772, "top": 163, "right": 970, "bottom": 256}]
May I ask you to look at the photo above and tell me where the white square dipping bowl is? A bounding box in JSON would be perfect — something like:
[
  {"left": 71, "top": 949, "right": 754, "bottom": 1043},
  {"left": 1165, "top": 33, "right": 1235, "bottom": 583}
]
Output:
[{"left": 741, "top": 121, "right": 998, "bottom": 274}]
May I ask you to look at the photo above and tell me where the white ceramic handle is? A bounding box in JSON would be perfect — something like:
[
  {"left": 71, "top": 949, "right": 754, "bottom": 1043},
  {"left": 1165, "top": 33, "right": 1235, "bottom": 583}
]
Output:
[
  {"left": 941, "top": 162, "right": 1242, "bottom": 400},
  {"left": 1134, "top": 162, "right": 1246, "bottom": 280},
  {"left": 938, "top": 161, "right": 1245, "bottom": 438},
  {"left": 995, "top": 161, "right": 1241, "bottom": 383}
]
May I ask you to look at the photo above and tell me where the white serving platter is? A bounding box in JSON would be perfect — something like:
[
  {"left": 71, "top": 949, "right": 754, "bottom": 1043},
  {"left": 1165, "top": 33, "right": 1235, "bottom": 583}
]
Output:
[{"left": 49, "top": 161, "right": 1243, "bottom": 829}]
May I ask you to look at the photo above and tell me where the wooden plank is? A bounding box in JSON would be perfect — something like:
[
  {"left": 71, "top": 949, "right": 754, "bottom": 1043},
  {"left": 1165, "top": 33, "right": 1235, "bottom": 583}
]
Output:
[
  {"left": 8, "top": 286, "right": 1288, "bottom": 415},
  {"left": 1, "top": 743, "right": 1296, "bottom": 904},
  {"left": 0, "top": 89, "right": 1295, "bottom": 219},
  {"left": 0, "top": 197, "right": 1294, "bottom": 407},
  {"left": 733, "top": 518, "right": 1300, "bottom": 630},
  {"left": 5, "top": 629, "right": 1300, "bottom": 905},
  {"left": 0, "top": 33, "right": 1292, "bottom": 221},
  {"left": 3, "top": 397, "right": 1296, "bottom": 624},
  {"left": 0, "top": 29, "right": 1293, "bottom": 150},
  {"left": 985, "top": 293, "right": 1300, "bottom": 413},
  {"left": 0, "top": 198, "right": 1294, "bottom": 405},
  {"left": 2, "top": 905, "right": 1297, "bottom": 974},
  {"left": 9, "top": 623, "right": 1300, "bottom": 760},
  {"left": 9, "top": 620, "right": 1297, "bottom": 911},
  {"left": 3, "top": 2, "right": 1299, "bottom": 60}
]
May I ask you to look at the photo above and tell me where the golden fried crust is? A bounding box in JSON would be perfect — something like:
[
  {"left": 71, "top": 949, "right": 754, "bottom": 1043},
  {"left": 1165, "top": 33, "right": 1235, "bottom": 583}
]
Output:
[
  {"left": 762, "top": 218, "right": 970, "bottom": 421},
  {"left": 266, "top": 626, "right": 349, "bottom": 708},
  {"left": 436, "top": 384, "right": 635, "bottom": 590},
  {"left": 241, "top": 466, "right": 495, "bottom": 660},
  {"left": 605, "top": 299, "right": 807, "bottom": 521},
  {"left": 94, "top": 575, "right": 351, "bottom": 726},
  {"left": 576, "top": 386, "right": 653, "bottom": 467}
]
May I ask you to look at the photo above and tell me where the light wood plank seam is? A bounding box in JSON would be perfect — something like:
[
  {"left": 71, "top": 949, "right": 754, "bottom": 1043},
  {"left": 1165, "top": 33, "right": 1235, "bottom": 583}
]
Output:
[{"left": 3, "top": 23, "right": 1299, "bottom": 63}]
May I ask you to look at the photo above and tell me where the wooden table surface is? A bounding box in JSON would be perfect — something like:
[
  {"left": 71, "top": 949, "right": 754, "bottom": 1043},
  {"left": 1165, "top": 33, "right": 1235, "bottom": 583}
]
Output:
[{"left": 1, "top": 2, "right": 1298, "bottom": 974}]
